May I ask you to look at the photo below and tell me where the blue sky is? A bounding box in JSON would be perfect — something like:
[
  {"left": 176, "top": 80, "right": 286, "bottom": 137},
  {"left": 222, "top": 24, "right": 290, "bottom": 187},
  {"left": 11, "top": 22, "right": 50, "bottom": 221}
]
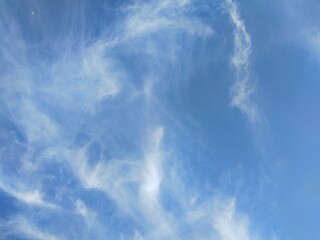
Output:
[{"left": 0, "top": 0, "right": 320, "bottom": 239}]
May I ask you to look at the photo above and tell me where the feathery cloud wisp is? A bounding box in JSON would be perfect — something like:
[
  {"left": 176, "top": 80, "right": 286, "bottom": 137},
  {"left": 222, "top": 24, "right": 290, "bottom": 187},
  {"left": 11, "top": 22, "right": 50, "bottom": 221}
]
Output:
[
  {"left": 224, "top": 0, "right": 259, "bottom": 123},
  {"left": 0, "top": 1, "right": 270, "bottom": 239},
  {"left": 0, "top": 217, "right": 60, "bottom": 240}
]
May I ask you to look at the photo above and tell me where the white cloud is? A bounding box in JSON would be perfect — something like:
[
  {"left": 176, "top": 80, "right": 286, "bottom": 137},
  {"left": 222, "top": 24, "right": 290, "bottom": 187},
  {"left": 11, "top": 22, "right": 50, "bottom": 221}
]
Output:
[
  {"left": 121, "top": 230, "right": 145, "bottom": 240},
  {"left": 132, "top": 230, "right": 145, "bottom": 240},
  {"left": 212, "top": 198, "right": 258, "bottom": 240},
  {"left": 68, "top": 126, "right": 265, "bottom": 240},
  {"left": 75, "top": 199, "right": 88, "bottom": 217},
  {"left": 123, "top": 0, "right": 213, "bottom": 40},
  {"left": 13, "top": 189, "right": 54, "bottom": 208},
  {"left": 139, "top": 127, "right": 164, "bottom": 207},
  {"left": 0, "top": 216, "right": 60, "bottom": 240},
  {"left": 309, "top": 32, "right": 320, "bottom": 51},
  {"left": 17, "top": 99, "right": 60, "bottom": 143},
  {"left": 0, "top": 1, "right": 271, "bottom": 239},
  {"left": 39, "top": 41, "right": 123, "bottom": 115},
  {"left": 305, "top": 29, "right": 320, "bottom": 61},
  {"left": 69, "top": 127, "right": 173, "bottom": 236},
  {"left": 81, "top": 41, "right": 121, "bottom": 100},
  {"left": 0, "top": 178, "right": 55, "bottom": 208},
  {"left": 75, "top": 199, "right": 96, "bottom": 228},
  {"left": 224, "top": 0, "right": 259, "bottom": 123}
]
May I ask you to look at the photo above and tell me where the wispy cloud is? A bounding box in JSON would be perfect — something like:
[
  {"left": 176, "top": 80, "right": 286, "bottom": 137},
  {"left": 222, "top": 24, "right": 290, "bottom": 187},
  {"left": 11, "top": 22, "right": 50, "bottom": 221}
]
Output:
[
  {"left": 212, "top": 198, "right": 258, "bottom": 240},
  {"left": 0, "top": 1, "right": 270, "bottom": 239},
  {"left": 75, "top": 199, "right": 96, "bottom": 228},
  {"left": 0, "top": 176, "right": 55, "bottom": 208},
  {"left": 139, "top": 127, "right": 164, "bottom": 208},
  {"left": 67, "top": 126, "right": 264, "bottom": 240},
  {"left": 305, "top": 29, "right": 320, "bottom": 61},
  {"left": 224, "top": 0, "right": 260, "bottom": 123},
  {"left": 69, "top": 127, "right": 174, "bottom": 237},
  {"left": 0, "top": 216, "right": 60, "bottom": 240},
  {"left": 122, "top": 0, "right": 213, "bottom": 40}
]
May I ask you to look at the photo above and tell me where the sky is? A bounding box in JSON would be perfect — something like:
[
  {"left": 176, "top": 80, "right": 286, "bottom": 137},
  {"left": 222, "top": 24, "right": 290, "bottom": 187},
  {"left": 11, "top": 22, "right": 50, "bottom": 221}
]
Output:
[{"left": 0, "top": 0, "right": 320, "bottom": 239}]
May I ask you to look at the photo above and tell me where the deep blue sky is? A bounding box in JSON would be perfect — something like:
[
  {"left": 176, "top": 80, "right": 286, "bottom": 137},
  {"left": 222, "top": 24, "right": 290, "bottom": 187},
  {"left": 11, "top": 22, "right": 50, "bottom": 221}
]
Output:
[{"left": 1, "top": 0, "right": 320, "bottom": 239}]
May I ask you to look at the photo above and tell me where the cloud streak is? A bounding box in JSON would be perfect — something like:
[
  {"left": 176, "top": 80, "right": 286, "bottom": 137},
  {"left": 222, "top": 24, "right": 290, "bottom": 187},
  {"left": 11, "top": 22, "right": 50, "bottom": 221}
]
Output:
[
  {"left": 0, "top": 217, "right": 60, "bottom": 240},
  {"left": 0, "top": 1, "right": 270, "bottom": 239},
  {"left": 212, "top": 198, "right": 258, "bottom": 240},
  {"left": 224, "top": 0, "right": 259, "bottom": 123},
  {"left": 0, "top": 168, "right": 56, "bottom": 208}
]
